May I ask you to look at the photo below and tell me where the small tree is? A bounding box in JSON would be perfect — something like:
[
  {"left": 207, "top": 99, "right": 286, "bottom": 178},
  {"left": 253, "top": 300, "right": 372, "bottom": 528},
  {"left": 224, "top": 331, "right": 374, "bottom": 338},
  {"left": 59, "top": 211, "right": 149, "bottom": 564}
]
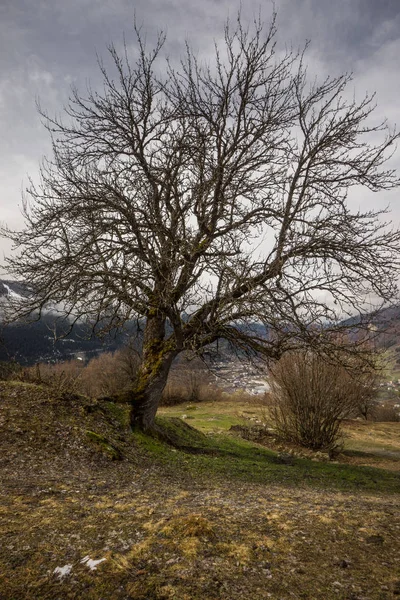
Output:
[
  {"left": 269, "top": 350, "right": 377, "bottom": 452},
  {"left": 2, "top": 13, "right": 400, "bottom": 431},
  {"left": 114, "top": 339, "right": 142, "bottom": 386},
  {"left": 356, "top": 372, "right": 379, "bottom": 420},
  {"left": 162, "top": 354, "right": 215, "bottom": 405}
]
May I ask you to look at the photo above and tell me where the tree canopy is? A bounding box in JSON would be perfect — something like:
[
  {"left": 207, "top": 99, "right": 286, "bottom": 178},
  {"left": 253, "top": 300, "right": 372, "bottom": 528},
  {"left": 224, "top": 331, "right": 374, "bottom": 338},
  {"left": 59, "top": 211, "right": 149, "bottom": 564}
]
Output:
[{"left": 2, "top": 14, "right": 400, "bottom": 430}]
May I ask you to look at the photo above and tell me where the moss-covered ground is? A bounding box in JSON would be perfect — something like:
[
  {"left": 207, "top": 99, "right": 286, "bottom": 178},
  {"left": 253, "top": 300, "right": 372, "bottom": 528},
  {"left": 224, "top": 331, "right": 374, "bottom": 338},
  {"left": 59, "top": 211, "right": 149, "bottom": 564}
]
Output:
[{"left": 0, "top": 382, "right": 399, "bottom": 599}]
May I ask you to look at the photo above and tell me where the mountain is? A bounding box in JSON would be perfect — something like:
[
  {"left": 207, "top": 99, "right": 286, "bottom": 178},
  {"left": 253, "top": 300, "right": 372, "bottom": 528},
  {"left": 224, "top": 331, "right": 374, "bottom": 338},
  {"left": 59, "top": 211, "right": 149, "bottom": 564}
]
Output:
[
  {"left": 0, "top": 279, "right": 32, "bottom": 303},
  {"left": 0, "top": 279, "right": 137, "bottom": 365},
  {"left": 2, "top": 277, "right": 400, "bottom": 367},
  {"left": 0, "top": 316, "right": 134, "bottom": 366}
]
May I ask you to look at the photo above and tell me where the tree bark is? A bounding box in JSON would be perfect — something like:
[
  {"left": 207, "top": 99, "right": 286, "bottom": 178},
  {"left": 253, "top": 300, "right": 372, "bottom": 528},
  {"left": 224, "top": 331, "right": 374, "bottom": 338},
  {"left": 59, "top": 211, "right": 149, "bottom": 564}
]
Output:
[{"left": 129, "top": 312, "right": 177, "bottom": 432}]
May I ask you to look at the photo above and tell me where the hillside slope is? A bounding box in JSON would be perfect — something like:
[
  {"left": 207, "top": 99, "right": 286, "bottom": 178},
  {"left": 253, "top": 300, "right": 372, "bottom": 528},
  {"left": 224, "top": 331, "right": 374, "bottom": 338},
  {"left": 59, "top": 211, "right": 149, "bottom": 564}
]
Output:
[{"left": 0, "top": 382, "right": 400, "bottom": 599}]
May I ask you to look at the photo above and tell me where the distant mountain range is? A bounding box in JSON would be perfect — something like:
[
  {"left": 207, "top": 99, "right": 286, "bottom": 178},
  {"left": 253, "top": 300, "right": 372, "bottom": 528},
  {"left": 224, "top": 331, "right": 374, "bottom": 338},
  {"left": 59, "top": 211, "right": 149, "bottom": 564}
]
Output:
[
  {"left": 2, "top": 278, "right": 400, "bottom": 366},
  {"left": 0, "top": 280, "right": 135, "bottom": 365}
]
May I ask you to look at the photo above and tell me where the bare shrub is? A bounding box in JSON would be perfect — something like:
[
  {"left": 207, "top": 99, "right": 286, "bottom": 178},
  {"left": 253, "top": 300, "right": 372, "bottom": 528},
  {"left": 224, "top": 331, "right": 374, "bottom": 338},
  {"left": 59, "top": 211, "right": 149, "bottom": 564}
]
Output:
[
  {"left": 353, "top": 366, "right": 380, "bottom": 420},
  {"left": 161, "top": 356, "right": 203, "bottom": 405},
  {"left": 161, "top": 356, "right": 224, "bottom": 406},
  {"left": 115, "top": 342, "right": 141, "bottom": 385},
  {"left": 79, "top": 348, "right": 139, "bottom": 397},
  {"left": 17, "top": 342, "right": 141, "bottom": 398},
  {"left": 0, "top": 360, "right": 22, "bottom": 381},
  {"left": 357, "top": 392, "right": 379, "bottom": 421},
  {"left": 23, "top": 360, "right": 85, "bottom": 395},
  {"left": 161, "top": 381, "right": 226, "bottom": 406},
  {"left": 269, "top": 351, "right": 377, "bottom": 453},
  {"left": 161, "top": 371, "right": 210, "bottom": 406},
  {"left": 161, "top": 381, "right": 190, "bottom": 406},
  {"left": 373, "top": 405, "right": 400, "bottom": 422}
]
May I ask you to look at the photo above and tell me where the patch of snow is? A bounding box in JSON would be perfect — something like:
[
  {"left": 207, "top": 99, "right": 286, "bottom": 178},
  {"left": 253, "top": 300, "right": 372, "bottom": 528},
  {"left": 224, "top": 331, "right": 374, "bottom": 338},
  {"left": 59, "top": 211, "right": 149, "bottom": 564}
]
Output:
[
  {"left": 53, "top": 564, "right": 73, "bottom": 579},
  {"left": 80, "top": 555, "right": 107, "bottom": 570},
  {"left": 3, "top": 284, "right": 23, "bottom": 300}
]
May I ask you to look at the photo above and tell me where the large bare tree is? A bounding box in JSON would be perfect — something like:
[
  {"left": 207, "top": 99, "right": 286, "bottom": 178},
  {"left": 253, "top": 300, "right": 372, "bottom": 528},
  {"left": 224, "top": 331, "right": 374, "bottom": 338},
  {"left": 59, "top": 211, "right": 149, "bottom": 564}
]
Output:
[{"left": 2, "top": 14, "right": 400, "bottom": 431}]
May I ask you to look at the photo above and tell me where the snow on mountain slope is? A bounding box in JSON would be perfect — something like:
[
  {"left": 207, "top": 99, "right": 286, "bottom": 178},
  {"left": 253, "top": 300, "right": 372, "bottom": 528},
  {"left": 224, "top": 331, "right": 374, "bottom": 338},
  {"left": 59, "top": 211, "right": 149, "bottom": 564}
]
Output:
[
  {"left": 1, "top": 283, "right": 23, "bottom": 300},
  {"left": 0, "top": 280, "right": 31, "bottom": 301}
]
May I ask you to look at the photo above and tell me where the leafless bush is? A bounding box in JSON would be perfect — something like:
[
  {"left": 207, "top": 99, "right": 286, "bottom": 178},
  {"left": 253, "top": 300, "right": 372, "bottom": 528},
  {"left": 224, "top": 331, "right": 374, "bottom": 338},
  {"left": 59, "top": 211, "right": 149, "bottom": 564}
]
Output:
[
  {"left": 16, "top": 342, "right": 141, "bottom": 398},
  {"left": 79, "top": 348, "right": 140, "bottom": 397},
  {"left": 161, "top": 373, "right": 214, "bottom": 406},
  {"left": 114, "top": 340, "right": 142, "bottom": 385},
  {"left": 373, "top": 405, "right": 400, "bottom": 422},
  {"left": 269, "top": 351, "right": 377, "bottom": 453},
  {"left": 162, "top": 357, "right": 205, "bottom": 405},
  {"left": 354, "top": 372, "right": 380, "bottom": 420},
  {"left": 161, "top": 357, "right": 225, "bottom": 405},
  {"left": 23, "top": 360, "right": 85, "bottom": 395},
  {"left": 161, "top": 381, "right": 190, "bottom": 406}
]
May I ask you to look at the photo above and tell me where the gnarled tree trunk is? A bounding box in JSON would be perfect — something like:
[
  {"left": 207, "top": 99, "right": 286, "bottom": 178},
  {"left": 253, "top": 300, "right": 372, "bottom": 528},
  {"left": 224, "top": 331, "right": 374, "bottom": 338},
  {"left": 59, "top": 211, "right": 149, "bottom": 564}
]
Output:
[{"left": 129, "top": 312, "right": 177, "bottom": 432}]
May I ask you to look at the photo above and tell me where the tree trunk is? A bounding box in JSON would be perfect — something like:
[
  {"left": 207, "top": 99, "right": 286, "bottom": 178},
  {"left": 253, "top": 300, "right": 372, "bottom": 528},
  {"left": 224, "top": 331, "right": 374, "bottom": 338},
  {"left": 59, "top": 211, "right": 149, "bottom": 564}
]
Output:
[{"left": 129, "top": 312, "right": 177, "bottom": 432}]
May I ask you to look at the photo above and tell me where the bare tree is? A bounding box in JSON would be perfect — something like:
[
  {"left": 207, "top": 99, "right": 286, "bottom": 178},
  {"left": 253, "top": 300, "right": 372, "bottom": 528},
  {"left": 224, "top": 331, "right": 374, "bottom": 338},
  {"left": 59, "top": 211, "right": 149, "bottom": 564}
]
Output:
[
  {"left": 355, "top": 371, "right": 380, "bottom": 420},
  {"left": 2, "top": 14, "right": 400, "bottom": 431}
]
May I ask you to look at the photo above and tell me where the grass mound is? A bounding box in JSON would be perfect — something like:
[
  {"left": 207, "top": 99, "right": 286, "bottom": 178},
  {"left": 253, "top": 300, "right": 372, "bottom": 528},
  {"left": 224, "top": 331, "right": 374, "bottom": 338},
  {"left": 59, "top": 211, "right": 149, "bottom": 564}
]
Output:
[
  {"left": 152, "top": 416, "right": 221, "bottom": 454},
  {"left": 1, "top": 381, "right": 399, "bottom": 496},
  {"left": 86, "top": 430, "right": 122, "bottom": 460},
  {"left": 0, "top": 381, "right": 136, "bottom": 474},
  {"left": 135, "top": 422, "right": 400, "bottom": 495}
]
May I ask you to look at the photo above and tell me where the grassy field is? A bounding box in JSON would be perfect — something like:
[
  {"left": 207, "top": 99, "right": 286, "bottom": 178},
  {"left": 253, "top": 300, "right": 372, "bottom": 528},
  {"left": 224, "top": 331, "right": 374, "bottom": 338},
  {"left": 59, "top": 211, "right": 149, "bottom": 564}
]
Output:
[{"left": 0, "top": 382, "right": 399, "bottom": 599}]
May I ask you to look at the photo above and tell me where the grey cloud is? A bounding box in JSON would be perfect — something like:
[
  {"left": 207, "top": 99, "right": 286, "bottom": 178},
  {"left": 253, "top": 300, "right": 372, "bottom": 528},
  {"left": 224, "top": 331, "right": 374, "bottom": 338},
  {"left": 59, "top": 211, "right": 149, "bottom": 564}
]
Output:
[{"left": 0, "top": 0, "right": 399, "bottom": 261}]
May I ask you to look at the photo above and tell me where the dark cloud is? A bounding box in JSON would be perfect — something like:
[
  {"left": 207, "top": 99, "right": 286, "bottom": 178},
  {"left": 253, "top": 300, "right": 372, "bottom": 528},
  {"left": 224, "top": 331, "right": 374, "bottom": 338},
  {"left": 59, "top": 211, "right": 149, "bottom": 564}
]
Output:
[{"left": 1, "top": 0, "right": 399, "bottom": 257}]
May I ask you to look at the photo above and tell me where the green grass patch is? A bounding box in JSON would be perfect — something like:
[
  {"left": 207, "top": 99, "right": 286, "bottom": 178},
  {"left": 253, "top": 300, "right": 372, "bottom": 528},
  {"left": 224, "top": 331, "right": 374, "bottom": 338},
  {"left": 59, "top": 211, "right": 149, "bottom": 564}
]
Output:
[
  {"left": 100, "top": 400, "right": 131, "bottom": 428},
  {"left": 86, "top": 430, "right": 122, "bottom": 460},
  {"left": 159, "top": 401, "right": 252, "bottom": 432},
  {"left": 134, "top": 417, "right": 400, "bottom": 495}
]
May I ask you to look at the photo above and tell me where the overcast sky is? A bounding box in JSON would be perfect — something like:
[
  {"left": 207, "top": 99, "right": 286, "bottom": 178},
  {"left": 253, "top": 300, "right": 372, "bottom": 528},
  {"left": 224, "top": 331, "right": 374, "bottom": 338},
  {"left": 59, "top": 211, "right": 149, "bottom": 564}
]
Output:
[{"left": 1, "top": 0, "right": 400, "bottom": 264}]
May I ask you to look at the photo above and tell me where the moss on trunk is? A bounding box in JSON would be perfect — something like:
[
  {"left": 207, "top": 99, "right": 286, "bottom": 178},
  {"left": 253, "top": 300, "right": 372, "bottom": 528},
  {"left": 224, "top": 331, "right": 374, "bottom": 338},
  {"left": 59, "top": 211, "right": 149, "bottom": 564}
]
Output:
[{"left": 129, "top": 312, "right": 177, "bottom": 432}]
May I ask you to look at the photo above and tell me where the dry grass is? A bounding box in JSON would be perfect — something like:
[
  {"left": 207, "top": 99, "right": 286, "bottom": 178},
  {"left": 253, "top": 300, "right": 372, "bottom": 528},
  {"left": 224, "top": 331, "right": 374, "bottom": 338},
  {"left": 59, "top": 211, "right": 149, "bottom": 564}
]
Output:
[{"left": 1, "top": 470, "right": 399, "bottom": 599}]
